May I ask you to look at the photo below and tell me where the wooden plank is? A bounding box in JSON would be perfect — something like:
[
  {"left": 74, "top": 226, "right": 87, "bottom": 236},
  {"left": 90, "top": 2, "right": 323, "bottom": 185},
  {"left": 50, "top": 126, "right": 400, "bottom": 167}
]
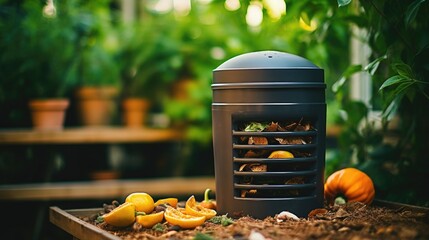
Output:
[
  {"left": 49, "top": 206, "right": 121, "bottom": 240},
  {"left": 50, "top": 200, "right": 429, "bottom": 240},
  {"left": 373, "top": 199, "right": 429, "bottom": 214},
  {"left": 0, "top": 177, "right": 215, "bottom": 201},
  {"left": 0, "top": 127, "right": 182, "bottom": 144}
]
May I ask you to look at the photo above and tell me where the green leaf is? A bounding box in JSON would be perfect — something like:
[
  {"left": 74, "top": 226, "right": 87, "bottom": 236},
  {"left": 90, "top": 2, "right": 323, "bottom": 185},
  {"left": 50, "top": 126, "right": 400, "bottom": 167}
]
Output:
[
  {"left": 332, "top": 65, "right": 362, "bottom": 93},
  {"left": 343, "top": 64, "right": 363, "bottom": 77},
  {"left": 382, "top": 98, "right": 401, "bottom": 121},
  {"left": 300, "top": 12, "right": 311, "bottom": 26},
  {"left": 379, "top": 75, "right": 406, "bottom": 91},
  {"left": 194, "top": 233, "right": 214, "bottom": 240},
  {"left": 244, "top": 122, "right": 267, "bottom": 132},
  {"left": 393, "top": 81, "right": 414, "bottom": 97},
  {"left": 392, "top": 63, "right": 414, "bottom": 78},
  {"left": 405, "top": 0, "right": 426, "bottom": 27},
  {"left": 152, "top": 223, "right": 166, "bottom": 232},
  {"left": 332, "top": 76, "right": 347, "bottom": 93},
  {"left": 364, "top": 55, "right": 387, "bottom": 75},
  {"left": 338, "top": 0, "right": 352, "bottom": 7},
  {"left": 343, "top": 101, "right": 368, "bottom": 126},
  {"left": 207, "top": 214, "right": 235, "bottom": 226}
]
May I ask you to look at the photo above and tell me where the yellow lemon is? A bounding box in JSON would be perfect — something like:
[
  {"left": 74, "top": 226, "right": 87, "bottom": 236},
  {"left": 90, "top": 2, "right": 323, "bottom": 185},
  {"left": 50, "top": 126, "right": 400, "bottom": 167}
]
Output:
[
  {"left": 136, "top": 211, "right": 164, "bottom": 228},
  {"left": 268, "top": 150, "right": 294, "bottom": 159},
  {"left": 102, "top": 202, "right": 135, "bottom": 227},
  {"left": 125, "top": 192, "right": 155, "bottom": 214}
]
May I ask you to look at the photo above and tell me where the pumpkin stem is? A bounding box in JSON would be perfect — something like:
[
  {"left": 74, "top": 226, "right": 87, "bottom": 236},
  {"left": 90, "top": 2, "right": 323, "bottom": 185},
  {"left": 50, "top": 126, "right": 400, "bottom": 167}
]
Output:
[{"left": 334, "top": 196, "right": 346, "bottom": 205}]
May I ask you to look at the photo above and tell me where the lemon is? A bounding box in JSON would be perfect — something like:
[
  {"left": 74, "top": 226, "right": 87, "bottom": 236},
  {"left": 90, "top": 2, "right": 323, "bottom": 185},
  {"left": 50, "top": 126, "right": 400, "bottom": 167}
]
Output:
[
  {"left": 136, "top": 211, "right": 164, "bottom": 228},
  {"left": 102, "top": 202, "right": 136, "bottom": 227},
  {"left": 125, "top": 192, "right": 155, "bottom": 214},
  {"left": 268, "top": 150, "right": 294, "bottom": 158}
]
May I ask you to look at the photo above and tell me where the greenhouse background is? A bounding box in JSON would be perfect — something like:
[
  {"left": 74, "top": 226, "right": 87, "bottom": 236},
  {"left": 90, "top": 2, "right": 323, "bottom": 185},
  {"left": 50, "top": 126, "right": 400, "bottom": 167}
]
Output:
[{"left": 0, "top": 0, "right": 428, "bottom": 239}]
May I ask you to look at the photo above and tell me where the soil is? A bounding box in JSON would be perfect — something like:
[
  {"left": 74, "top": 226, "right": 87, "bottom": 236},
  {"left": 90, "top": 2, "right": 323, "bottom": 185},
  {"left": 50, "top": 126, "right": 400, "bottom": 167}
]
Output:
[{"left": 83, "top": 201, "right": 429, "bottom": 240}]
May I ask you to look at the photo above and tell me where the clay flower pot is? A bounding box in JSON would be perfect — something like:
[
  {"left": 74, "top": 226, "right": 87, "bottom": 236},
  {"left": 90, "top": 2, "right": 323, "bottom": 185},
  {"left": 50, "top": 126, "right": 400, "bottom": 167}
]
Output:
[
  {"left": 76, "top": 87, "right": 119, "bottom": 126},
  {"left": 28, "top": 99, "right": 69, "bottom": 131},
  {"left": 122, "top": 98, "right": 150, "bottom": 127}
]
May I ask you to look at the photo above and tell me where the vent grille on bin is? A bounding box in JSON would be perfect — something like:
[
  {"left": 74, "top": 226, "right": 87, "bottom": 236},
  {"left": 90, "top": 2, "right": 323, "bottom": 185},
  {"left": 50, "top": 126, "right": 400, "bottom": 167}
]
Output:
[{"left": 232, "top": 119, "right": 318, "bottom": 199}]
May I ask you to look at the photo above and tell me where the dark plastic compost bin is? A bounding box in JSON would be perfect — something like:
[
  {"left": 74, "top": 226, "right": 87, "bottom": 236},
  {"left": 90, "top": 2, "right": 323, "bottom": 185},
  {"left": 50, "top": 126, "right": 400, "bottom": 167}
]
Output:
[{"left": 211, "top": 50, "right": 326, "bottom": 219}]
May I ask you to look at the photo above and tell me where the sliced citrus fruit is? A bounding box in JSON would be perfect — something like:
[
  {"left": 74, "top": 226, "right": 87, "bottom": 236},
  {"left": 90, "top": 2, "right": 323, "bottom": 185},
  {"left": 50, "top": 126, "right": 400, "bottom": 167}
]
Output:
[
  {"left": 185, "top": 195, "right": 217, "bottom": 220},
  {"left": 154, "top": 198, "right": 178, "bottom": 208},
  {"left": 102, "top": 202, "right": 136, "bottom": 227},
  {"left": 125, "top": 192, "right": 154, "bottom": 213},
  {"left": 164, "top": 206, "right": 206, "bottom": 229},
  {"left": 136, "top": 211, "right": 164, "bottom": 228},
  {"left": 268, "top": 150, "right": 294, "bottom": 158}
]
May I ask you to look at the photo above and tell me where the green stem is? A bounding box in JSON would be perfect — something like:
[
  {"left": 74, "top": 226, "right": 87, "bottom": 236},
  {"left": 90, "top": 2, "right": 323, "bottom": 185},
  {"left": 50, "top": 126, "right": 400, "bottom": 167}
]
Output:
[
  {"left": 136, "top": 211, "right": 146, "bottom": 216},
  {"left": 334, "top": 196, "right": 347, "bottom": 205},
  {"left": 204, "top": 188, "right": 211, "bottom": 202}
]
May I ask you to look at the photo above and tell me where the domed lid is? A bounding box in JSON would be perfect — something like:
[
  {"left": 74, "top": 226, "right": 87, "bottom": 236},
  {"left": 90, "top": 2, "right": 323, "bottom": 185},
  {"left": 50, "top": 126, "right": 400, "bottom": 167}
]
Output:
[{"left": 214, "top": 50, "right": 319, "bottom": 70}]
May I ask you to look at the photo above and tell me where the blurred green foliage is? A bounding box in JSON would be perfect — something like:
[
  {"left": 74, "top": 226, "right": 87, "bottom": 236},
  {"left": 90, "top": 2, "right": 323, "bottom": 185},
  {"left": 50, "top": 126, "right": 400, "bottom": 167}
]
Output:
[
  {"left": 0, "top": 0, "right": 350, "bottom": 129},
  {"left": 3, "top": 0, "right": 428, "bottom": 206},
  {"left": 332, "top": 0, "right": 429, "bottom": 206}
]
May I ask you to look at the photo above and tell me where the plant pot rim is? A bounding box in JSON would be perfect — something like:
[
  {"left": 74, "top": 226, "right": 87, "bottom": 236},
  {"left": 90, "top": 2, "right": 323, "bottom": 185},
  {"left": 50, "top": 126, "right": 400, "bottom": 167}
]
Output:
[
  {"left": 122, "top": 98, "right": 150, "bottom": 110},
  {"left": 29, "top": 98, "right": 70, "bottom": 110},
  {"left": 76, "top": 86, "right": 119, "bottom": 99}
]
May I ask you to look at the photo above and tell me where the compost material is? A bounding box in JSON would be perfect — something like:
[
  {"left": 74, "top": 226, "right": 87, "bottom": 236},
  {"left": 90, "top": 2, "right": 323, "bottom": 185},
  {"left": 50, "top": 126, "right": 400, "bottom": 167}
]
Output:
[{"left": 84, "top": 201, "right": 429, "bottom": 240}]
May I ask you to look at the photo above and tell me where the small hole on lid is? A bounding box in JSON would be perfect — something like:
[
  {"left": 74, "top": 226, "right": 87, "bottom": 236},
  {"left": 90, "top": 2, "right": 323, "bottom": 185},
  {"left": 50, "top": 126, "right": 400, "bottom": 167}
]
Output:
[{"left": 268, "top": 55, "right": 273, "bottom": 58}]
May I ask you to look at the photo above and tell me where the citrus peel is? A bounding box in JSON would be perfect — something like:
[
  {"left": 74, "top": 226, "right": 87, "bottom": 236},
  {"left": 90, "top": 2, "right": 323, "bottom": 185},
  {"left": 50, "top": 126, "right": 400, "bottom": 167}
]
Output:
[
  {"left": 154, "top": 198, "right": 178, "bottom": 208},
  {"left": 185, "top": 195, "right": 217, "bottom": 220},
  {"left": 164, "top": 206, "right": 206, "bottom": 229},
  {"left": 136, "top": 211, "right": 164, "bottom": 228}
]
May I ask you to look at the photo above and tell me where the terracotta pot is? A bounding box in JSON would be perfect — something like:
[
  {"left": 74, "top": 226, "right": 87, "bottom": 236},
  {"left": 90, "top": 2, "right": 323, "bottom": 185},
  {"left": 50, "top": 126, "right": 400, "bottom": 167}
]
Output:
[
  {"left": 76, "top": 87, "right": 119, "bottom": 126},
  {"left": 28, "top": 99, "right": 69, "bottom": 131},
  {"left": 122, "top": 98, "right": 150, "bottom": 127},
  {"left": 171, "top": 78, "right": 196, "bottom": 100}
]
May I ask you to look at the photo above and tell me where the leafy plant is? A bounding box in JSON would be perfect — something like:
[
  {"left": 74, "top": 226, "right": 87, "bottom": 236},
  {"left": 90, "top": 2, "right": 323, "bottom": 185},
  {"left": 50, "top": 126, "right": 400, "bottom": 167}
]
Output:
[
  {"left": 116, "top": 19, "right": 181, "bottom": 100},
  {"left": 334, "top": 0, "right": 429, "bottom": 206},
  {"left": 66, "top": 0, "right": 120, "bottom": 87},
  {"left": 1, "top": 1, "right": 78, "bottom": 99}
]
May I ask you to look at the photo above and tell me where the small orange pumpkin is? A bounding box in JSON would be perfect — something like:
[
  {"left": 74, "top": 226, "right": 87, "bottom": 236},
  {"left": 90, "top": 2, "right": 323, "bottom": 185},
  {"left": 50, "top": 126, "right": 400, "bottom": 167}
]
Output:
[{"left": 324, "top": 168, "right": 375, "bottom": 205}]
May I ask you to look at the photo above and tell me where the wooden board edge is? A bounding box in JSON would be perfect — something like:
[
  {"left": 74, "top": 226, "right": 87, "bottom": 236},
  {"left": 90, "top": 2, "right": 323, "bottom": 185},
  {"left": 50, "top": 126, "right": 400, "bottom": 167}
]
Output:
[
  {"left": 373, "top": 199, "right": 429, "bottom": 213},
  {"left": 49, "top": 206, "right": 122, "bottom": 240}
]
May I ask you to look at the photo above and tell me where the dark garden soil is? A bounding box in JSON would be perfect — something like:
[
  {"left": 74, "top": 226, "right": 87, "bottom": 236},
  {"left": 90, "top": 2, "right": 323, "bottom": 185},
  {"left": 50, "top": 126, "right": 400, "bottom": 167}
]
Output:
[{"left": 83, "top": 201, "right": 429, "bottom": 240}]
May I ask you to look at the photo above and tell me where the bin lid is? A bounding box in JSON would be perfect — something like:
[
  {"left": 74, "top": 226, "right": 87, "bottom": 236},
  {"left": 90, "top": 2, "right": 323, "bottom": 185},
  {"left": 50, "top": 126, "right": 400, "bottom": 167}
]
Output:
[{"left": 214, "top": 51, "right": 319, "bottom": 70}]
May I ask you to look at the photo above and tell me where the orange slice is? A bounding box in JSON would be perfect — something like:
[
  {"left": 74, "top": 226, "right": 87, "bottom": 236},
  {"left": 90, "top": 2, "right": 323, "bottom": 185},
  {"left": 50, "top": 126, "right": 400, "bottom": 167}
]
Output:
[
  {"left": 136, "top": 211, "right": 164, "bottom": 228},
  {"left": 154, "top": 198, "right": 178, "bottom": 208},
  {"left": 268, "top": 150, "right": 294, "bottom": 158},
  {"left": 164, "top": 206, "right": 206, "bottom": 229},
  {"left": 102, "top": 202, "right": 136, "bottom": 227},
  {"left": 125, "top": 192, "right": 155, "bottom": 214},
  {"left": 185, "top": 195, "right": 217, "bottom": 220}
]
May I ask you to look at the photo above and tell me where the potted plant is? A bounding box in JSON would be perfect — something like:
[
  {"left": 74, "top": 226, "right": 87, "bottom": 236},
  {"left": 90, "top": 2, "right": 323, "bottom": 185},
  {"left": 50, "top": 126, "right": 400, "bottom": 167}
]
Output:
[
  {"left": 15, "top": 1, "right": 78, "bottom": 130},
  {"left": 69, "top": 2, "right": 121, "bottom": 126},
  {"left": 116, "top": 21, "right": 181, "bottom": 127},
  {"left": 73, "top": 45, "right": 121, "bottom": 126}
]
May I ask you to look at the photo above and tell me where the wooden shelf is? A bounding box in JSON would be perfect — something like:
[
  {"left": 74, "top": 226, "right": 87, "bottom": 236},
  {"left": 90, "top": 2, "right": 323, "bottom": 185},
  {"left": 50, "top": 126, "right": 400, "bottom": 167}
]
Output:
[
  {"left": 0, "top": 127, "right": 182, "bottom": 145},
  {"left": 0, "top": 177, "right": 215, "bottom": 201}
]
